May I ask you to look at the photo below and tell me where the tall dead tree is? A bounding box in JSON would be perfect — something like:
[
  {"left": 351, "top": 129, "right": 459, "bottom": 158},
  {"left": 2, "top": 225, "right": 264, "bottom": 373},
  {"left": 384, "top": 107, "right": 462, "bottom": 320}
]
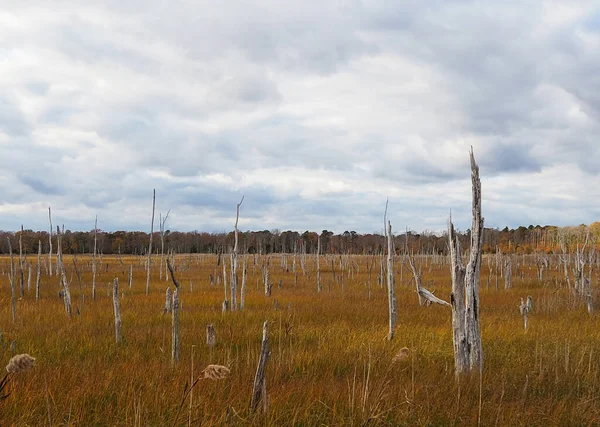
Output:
[
  {"left": 448, "top": 148, "right": 484, "bottom": 375},
  {"left": 92, "top": 216, "right": 98, "bottom": 301},
  {"left": 18, "top": 225, "right": 24, "bottom": 297},
  {"left": 231, "top": 196, "right": 244, "bottom": 311},
  {"left": 146, "top": 189, "right": 156, "bottom": 295},
  {"left": 386, "top": 221, "right": 397, "bottom": 340}
]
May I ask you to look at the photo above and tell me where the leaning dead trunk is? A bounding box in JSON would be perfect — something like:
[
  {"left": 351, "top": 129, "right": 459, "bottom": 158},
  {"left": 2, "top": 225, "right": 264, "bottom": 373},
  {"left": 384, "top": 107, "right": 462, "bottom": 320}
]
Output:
[
  {"left": 113, "top": 278, "right": 122, "bottom": 343},
  {"left": 448, "top": 148, "right": 484, "bottom": 376},
  {"left": 250, "top": 321, "right": 270, "bottom": 413}
]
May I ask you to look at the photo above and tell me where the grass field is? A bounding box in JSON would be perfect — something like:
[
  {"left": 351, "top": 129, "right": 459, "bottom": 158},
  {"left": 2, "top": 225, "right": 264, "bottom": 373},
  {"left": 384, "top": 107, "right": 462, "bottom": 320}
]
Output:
[{"left": 1, "top": 253, "right": 599, "bottom": 426}]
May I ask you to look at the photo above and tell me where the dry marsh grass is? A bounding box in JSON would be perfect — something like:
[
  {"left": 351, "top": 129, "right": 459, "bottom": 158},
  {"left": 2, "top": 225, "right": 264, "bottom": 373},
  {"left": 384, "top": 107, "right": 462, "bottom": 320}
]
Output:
[{"left": 0, "top": 253, "right": 599, "bottom": 425}]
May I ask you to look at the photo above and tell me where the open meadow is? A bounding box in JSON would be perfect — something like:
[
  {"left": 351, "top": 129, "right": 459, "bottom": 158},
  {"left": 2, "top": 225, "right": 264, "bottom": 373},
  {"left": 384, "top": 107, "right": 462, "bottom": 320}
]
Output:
[{"left": 1, "top": 252, "right": 599, "bottom": 426}]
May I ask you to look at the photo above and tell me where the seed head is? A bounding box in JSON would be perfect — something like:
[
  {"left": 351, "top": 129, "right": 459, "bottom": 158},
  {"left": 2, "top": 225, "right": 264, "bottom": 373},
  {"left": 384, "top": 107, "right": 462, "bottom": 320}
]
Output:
[
  {"left": 201, "top": 364, "right": 230, "bottom": 380},
  {"left": 392, "top": 347, "right": 410, "bottom": 363},
  {"left": 6, "top": 354, "right": 35, "bottom": 374}
]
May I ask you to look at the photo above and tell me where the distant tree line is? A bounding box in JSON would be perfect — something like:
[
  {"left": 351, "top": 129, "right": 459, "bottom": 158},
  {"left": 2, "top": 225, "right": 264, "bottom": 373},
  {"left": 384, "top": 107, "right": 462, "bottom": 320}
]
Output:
[{"left": 0, "top": 223, "right": 597, "bottom": 255}]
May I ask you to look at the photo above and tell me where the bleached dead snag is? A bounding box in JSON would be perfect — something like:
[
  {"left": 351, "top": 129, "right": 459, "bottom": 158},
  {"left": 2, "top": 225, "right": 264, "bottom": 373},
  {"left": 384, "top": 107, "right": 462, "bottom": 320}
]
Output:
[
  {"left": 48, "top": 207, "right": 53, "bottom": 277},
  {"left": 159, "top": 210, "right": 170, "bottom": 281},
  {"left": 240, "top": 256, "right": 247, "bottom": 310},
  {"left": 36, "top": 240, "right": 41, "bottom": 301},
  {"left": 206, "top": 324, "right": 216, "bottom": 347},
  {"left": 386, "top": 221, "right": 397, "bottom": 340},
  {"left": 7, "top": 238, "right": 16, "bottom": 322},
  {"left": 128, "top": 264, "right": 133, "bottom": 289},
  {"left": 167, "top": 259, "right": 180, "bottom": 363},
  {"left": 317, "top": 236, "right": 322, "bottom": 293},
  {"left": 92, "top": 216, "right": 98, "bottom": 301},
  {"left": 113, "top": 278, "right": 122, "bottom": 343},
  {"left": 448, "top": 148, "right": 484, "bottom": 375},
  {"left": 231, "top": 196, "right": 244, "bottom": 311},
  {"left": 250, "top": 321, "right": 270, "bottom": 413},
  {"left": 222, "top": 258, "right": 229, "bottom": 311},
  {"left": 264, "top": 266, "right": 271, "bottom": 297},
  {"left": 405, "top": 235, "right": 449, "bottom": 307},
  {"left": 519, "top": 296, "right": 533, "bottom": 331},
  {"left": 18, "top": 225, "right": 24, "bottom": 297},
  {"left": 57, "top": 227, "right": 72, "bottom": 317},
  {"left": 504, "top": 256, "right": 512, "bottom": 289},
  {"left": 146, "top": 189, "right": 156, "bottom": 295},
  {"left": 27, "top": 264, "right": 31, "bottom": 293}
]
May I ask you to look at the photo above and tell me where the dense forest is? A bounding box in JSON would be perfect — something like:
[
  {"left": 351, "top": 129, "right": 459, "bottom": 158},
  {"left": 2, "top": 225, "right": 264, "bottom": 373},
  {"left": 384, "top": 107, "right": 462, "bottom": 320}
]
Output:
[{"left": 1, "top": 223, "right": 598, "bottom": 255}]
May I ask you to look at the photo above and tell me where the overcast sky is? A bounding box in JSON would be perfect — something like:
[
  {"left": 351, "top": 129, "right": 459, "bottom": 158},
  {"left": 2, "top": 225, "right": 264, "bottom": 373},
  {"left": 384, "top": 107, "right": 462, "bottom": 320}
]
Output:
[{"left": 1, "top": 1, "right": 599, "bottom": 234}]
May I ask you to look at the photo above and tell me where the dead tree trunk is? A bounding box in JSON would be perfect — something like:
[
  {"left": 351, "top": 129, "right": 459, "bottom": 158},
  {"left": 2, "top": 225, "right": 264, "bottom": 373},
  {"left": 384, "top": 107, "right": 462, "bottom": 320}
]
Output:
[
  {"left": 231, "top": 196, "right": 244, "bottom": 311},
  {"left": 222, "top": 258, "right": 229, "bottom": 311},
  {"left": 18, "top": 225, "right": 24, "bottom": 297},
  {"left": 57, "top": 227, "right": 72, "bottom": 318},
  {"left": 164, "top": 287, "right": 173, "bottom": 314},
  {"left": 504, "top": 256, "right": 512, "bottom": 289},
  {"left": 48, "top": 207, "right": 53, "bottom": 277},
  {"left": 128, "top": 264, "right": 133, "bottom": 289},
  {"left": 317, "top": 236, "right": 322, "bottom": 293},
  {"left": 386, "top": 221, "right": 397, "bottom": 340},
  {"left": 36, "top": 240, "right": 41, "bottom": 301},
  {"left": 448, "top": 148, "right": 484, "bottom": 376},
  {"left": 240, "top": 256, "right": 247, "bottom": 310},
  {"left": 146, "top": 189, "right": 156, "bottom": 295},
  {"left": 7, "top": 238, "right": 16, "bottom": 322},
  {"left": 167, "top": 259, "right": 180, "bottom": 364},
  {"left": 250, "top": 321, "right": 270, "bottom": 413},
  {"left": 113, "top": 278, "right": 122, "bottom": 343}
]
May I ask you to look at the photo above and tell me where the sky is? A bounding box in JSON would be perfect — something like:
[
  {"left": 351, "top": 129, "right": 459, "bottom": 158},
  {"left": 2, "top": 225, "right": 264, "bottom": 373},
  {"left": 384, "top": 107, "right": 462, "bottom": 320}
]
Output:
[{"left": 1, "top": 1, "right": 599, "bottom": 234}]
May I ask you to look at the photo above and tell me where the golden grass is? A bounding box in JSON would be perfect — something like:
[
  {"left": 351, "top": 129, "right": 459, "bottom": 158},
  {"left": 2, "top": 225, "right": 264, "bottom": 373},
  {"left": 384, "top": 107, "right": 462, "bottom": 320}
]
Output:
[{"left": 0, "top": 253, "right": 598, "bottom": 425}]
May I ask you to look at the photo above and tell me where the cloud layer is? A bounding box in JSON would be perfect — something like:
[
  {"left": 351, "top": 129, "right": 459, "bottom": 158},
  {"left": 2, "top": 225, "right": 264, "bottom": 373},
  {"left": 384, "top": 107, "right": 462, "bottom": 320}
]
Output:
[{"left": 1, "top": 1, "right": 599, "bottom": 234}]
